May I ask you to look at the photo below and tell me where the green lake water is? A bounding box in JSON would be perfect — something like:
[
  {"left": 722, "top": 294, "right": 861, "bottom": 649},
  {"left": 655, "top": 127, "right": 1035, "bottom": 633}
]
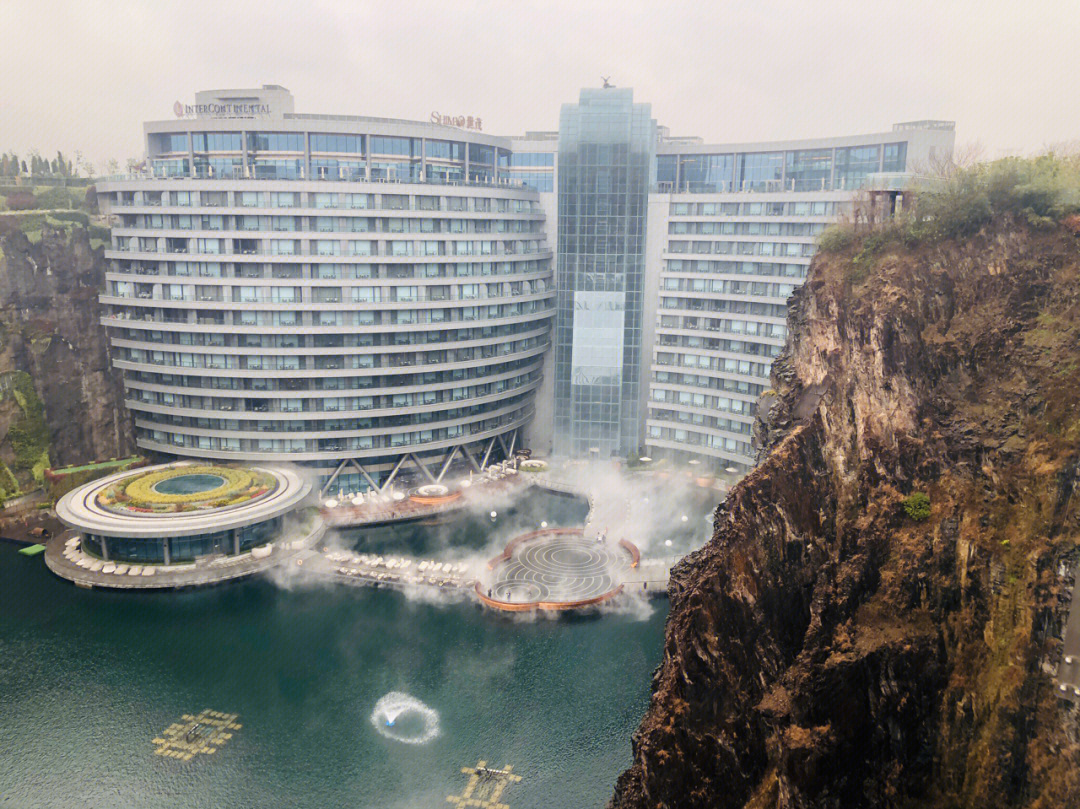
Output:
[{"left": 0, "top": 490, "right": 686, "bottom": 809}]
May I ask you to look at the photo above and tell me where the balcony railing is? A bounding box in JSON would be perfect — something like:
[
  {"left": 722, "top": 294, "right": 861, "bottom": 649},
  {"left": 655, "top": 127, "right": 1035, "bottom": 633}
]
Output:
[{"left": 97, "top": 171, "right": 535, "bottom": 191}]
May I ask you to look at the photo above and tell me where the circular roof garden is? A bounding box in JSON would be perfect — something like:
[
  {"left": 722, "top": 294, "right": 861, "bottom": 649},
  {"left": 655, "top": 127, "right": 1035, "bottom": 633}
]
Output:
[
  {"left": 56, "top": 462, "right": 311, "bottom": 539},
  {"left": 96, "top": 464, "right": 279, "bottom": 515}
]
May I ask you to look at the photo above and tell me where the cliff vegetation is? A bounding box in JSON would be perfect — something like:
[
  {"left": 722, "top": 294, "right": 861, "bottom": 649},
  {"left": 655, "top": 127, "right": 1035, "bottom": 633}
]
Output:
[{"left": 0, "top": 220, "right": 132, "bottom": 502}]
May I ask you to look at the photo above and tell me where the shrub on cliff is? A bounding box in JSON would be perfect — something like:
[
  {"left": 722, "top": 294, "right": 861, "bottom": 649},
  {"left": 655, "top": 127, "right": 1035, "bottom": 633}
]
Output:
[
  {"left": 903, "top": 491, "right": 931, "bottom": 521},
  {"left": 911, "top": 154, "right": 1080, "bottom": 240},
  {"left": 36, "top": 186, "right": 75, "bottom": 210},
  {"left": 5, "top": 191, "right": 37, "bottom": 210},
  {"left": 50, "top": 210, "right": 89, "bottom": 227},
  {"left": 820, "top": 153, "right": 1080, "bottom": 258},
  {"left": 5, "top": 371, "right": 51, "bottom": 480},
  {"left": 818, "top": 225, "right": 855, "bottom": 253}
]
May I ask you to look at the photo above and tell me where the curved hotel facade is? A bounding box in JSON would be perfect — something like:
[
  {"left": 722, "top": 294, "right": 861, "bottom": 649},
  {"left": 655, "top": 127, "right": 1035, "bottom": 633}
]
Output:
[
  {"left": 96, "top": 87, "right": 553, "bottom": 494},
  {"left": 96, "top": 86, "right": 953, "bottom": 487}
]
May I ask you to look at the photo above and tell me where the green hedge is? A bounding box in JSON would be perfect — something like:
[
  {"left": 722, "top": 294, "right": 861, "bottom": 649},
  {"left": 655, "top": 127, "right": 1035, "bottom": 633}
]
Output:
[{"left": 49, "top": 210, "right": 89, "bottom": 227}]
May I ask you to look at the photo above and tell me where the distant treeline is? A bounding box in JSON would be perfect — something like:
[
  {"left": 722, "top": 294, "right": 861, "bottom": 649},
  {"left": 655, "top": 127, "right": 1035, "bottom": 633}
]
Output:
[{"left": 1, "top": 151, "right": 77, "bottom": 179}]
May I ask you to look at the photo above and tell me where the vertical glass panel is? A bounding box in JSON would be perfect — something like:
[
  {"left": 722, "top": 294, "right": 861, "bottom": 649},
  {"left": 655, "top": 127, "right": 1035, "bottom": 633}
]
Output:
[
  {"left": 735, "top": 152, "right": 784, "bottom": 191},
  {"left": 784, "top": 149, "right": 832, "bottom": 191}
]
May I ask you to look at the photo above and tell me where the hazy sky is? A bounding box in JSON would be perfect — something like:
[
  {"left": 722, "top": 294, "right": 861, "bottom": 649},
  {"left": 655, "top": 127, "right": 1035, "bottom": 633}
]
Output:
[{"left": 2, "top": 0, "right": 1076, "bottom": 170}]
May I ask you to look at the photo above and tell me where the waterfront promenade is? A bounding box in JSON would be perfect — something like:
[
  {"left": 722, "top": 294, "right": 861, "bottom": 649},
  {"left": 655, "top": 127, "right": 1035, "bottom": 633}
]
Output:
[
  {"left": 38, "top": 457, "right": 700, "bottom": 606},
  {"left": 43, "top": 519, "right": 327, "bottom": 589}
]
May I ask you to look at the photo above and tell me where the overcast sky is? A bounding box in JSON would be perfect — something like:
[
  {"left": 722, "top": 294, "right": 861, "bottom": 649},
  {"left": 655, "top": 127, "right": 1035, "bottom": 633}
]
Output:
[{"left": 2, "top": 0, "right": 1076, "bottom": 170}]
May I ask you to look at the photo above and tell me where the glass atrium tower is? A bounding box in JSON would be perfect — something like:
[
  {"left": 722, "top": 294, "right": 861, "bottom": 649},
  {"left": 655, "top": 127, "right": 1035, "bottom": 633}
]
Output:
[{"left": 553, "top": 88, "right": 656, "bottom": 457}]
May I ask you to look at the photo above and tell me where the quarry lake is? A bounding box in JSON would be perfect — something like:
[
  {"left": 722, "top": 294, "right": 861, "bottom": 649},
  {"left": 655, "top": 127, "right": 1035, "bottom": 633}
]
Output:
[{"left": 0, "top": 490, "right": 682, "bottom": 809}]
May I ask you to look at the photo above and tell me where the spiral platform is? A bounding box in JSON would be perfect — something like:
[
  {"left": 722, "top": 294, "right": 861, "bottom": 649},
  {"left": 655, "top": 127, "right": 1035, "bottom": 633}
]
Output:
[{"left": 477, "top": 528, "right": 639, "bottom": 611}]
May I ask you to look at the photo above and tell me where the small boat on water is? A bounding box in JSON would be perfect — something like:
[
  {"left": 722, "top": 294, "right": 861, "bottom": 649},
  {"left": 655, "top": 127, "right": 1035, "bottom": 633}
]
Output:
[{"left": 18, "top": 544, "right": 46, "bottom": 556}]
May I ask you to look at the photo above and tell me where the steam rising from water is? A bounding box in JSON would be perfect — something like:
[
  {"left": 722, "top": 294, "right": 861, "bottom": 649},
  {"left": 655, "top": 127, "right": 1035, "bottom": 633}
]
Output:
[
  {"left": 270, "top": 459, "right": 724, "bottom": 619},
  {"left": 370, "top": 692, "right": 440, "bottom": 744}
]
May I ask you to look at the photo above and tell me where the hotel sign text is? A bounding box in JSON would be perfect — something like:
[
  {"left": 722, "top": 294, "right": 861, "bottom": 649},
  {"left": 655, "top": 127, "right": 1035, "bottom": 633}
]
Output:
[
  {"left": 430, "top": 112, "right": 482, "bottom": 131},
  {"left": 175, "top": 101, "right": 272, "bottom": 118}
]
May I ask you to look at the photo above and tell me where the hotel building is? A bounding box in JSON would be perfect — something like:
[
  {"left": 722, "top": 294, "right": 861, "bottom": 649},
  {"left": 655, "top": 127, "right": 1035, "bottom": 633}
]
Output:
[{"left": 95, "top": 86, "right": 953, "bottom": 490}]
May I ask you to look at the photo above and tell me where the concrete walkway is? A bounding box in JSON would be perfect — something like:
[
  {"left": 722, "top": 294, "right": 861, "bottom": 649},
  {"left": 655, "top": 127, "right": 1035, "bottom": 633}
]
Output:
[
  {"left": 304, "top": 548, "right": 475, "bottom": 594},
  {"left": 44, "top": 520, "right": 326, "bottom": 590},
  {"left": 621, "top": 558, "right": 676, "bottom": 597}
]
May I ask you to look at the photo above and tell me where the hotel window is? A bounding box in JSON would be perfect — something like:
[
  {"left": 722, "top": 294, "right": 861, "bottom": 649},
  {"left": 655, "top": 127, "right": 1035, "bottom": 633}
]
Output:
[
  {"left": 157, "top": 133, "right": 189, "bottom": 153},
  {"left": 882, "top": 142, "right": 907, "bottom": 172},
  {"left": 426, "top": 140, "right": 464, "bottom": 160},
  {"left": 152, "top": 156, "right": 183, "bottom": 176},
  {"left": 735, "top": 152, "right": 783, "bottom": 191},
  {"left": 681, "top": 154, "right": 734, "bottom": 192},
  {"left": 269, "top": 193, "right": 294, "bottom": 211},
  {"left": 784, "top": 149, "right": 832, "bottom": 191},
  {"left": 192, "top": 132, "right": 242, "bottom": 152},
  {"left": 353, "top": 287, "right": 378, "bottom": 303},
  {"left": 240, "top": 192, "right": 262, "bottom": 207},
  {"left": 247, "top": 132, "right": 304, "bottom": 152},
  {"left": 344, "top": 194, "right": 371, "bottom": 209},
  {"left": 370, "top": 137, "right": 420, "bottom": 157},
  {"left": 271, "top": 287, "right": 300, "bottom": 303},
  {"left": 468, "top": 144, "right": 495, "bottom": 164},
  {"left": 312, "top": 159, "right": 364, "bottom": 181},
  {"left": 834, "top": 145, "right": 881, "bottom": 190},
  {"left": 310, "top": 133, "right": 364, "bottom": 154},
  {"left": 506, "top": 152, "right": 554, "bottom": 168}
]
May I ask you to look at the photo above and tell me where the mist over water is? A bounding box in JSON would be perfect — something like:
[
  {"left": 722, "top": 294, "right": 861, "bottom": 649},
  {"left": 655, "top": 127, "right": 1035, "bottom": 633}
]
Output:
[{"left": 272, "top": 462, "right": 722, "bottom": 617}]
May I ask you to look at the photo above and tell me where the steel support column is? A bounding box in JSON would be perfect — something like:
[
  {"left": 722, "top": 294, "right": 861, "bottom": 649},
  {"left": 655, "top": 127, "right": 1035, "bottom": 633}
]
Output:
[
  {"left": 381, "top": 454, "right": 409, "bottom": 492},
  {"left": 459, "top": 442, "right": 483, "bottom": 472},
  {"left": 436, "top": 446, "right": 460, "bottom": 482},
  {"left": 320, "top": 458, "right": 350, "bottom": 497},
  {"left": 408, "top": 453, "right": 438, "bottom": 484},
  {"left": 480, "top": 436, "right": 497, "bottom": 470}
]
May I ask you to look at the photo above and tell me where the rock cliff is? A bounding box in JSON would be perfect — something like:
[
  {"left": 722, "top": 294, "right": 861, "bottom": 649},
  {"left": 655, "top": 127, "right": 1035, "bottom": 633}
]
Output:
[
  {"left": 612, "top": 220, "right": 1080, "bottom": 808},
  {"left": 0, "top": 223, "right": 131, "bottom": 492}
]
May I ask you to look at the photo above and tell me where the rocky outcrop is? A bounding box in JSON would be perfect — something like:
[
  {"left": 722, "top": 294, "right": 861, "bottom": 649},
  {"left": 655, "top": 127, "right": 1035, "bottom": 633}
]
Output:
[
  {"left": 612, "top": 221, "right": 1080, "bottom": 808},
  {"left": 0, "top": 224, "right": 131, "bottom": 487}
]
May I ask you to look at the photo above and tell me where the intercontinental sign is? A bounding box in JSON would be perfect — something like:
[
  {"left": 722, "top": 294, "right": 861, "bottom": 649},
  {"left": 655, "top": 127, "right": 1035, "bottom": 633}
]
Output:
[
  {"left": 174, "top": 101, "right": 272, "bottom": 119},
  {"left": 431, "top": 112, "right": 482, "bottom": 131}
]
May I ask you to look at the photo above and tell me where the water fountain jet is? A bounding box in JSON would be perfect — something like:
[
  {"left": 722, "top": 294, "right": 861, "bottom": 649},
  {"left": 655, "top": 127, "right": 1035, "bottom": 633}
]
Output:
[{"left": 370, "top": 692, "right": 440, "bottom": 744}]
